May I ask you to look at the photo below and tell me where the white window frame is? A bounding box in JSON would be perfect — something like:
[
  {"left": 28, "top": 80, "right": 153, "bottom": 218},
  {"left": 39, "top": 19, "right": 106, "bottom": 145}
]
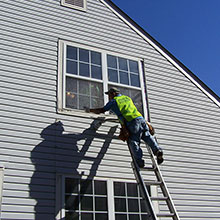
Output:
[
  {"left": 56, "top": 175, "right": 154, "bottom": 220},
  {"left": 61, "top": 0, "right": 87, "bottom": 12},
  {"left": 57, "top": 40, "right": 148, "bottom": 119}
]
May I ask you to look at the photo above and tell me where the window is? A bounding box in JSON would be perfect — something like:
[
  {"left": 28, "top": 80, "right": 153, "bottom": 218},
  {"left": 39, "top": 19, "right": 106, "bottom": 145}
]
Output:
[
  {"left": 61, "top": 0, "right": 87, "bottom": 11},
  {"left": 58, "top": 177, "right": 151, "bottom": 220},
  {"left": 58, "top": 40, "right": 147, "bottom": 117}
]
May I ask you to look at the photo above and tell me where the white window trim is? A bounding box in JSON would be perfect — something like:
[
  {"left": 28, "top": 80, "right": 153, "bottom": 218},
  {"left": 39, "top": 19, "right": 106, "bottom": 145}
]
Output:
[
  {"left": 56, "top": 175, "right": 158, "bottom": 220},
  {"left": 57, "top": 40, "right": 148, "bottom": 119},
  {"left": 61, "top": 0, "right": 87, "bottom": 12}
]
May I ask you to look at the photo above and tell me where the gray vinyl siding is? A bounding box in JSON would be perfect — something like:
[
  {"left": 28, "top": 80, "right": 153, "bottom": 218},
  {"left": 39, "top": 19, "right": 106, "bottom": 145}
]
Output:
[{"left": 0, "top": 0, "right": 220, "bottom": 219}]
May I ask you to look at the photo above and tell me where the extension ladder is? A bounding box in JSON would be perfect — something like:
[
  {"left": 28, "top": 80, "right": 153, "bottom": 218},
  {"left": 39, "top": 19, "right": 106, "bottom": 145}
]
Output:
[{"left": 128, "top": 143, "right": 180, "bottom": 220}]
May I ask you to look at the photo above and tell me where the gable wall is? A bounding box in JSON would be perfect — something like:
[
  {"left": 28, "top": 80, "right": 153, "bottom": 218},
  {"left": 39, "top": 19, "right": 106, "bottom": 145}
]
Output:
[{"left": 0, "top": 0, "right": 220, "bottom": 219}]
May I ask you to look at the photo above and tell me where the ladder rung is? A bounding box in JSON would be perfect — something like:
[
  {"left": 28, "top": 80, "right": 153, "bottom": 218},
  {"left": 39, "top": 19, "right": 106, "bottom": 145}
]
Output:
[
  {"left": 141, "top": 166, "right": 156, "bottom": 171},
  {"left": 157, "top": 213, "right": 175, "bottom": 217},
  {"left": 145, "top": 181, "right": 162, "bottom": 185},
  {"left": 151, "top": 196, "right": 168, "bottom": 201}
]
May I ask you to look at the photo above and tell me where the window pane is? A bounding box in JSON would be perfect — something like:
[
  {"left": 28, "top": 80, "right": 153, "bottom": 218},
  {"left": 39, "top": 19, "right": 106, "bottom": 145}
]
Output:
[
  {"left": 65, "top": 195, "right": 79, "bottom": 211},
  {"left": 119, "top": 71, "right": 129, "bottom": 85},
  {"left": 130, "top": 74, "right": 140, "bottom": 87},
  {"left": 91, "top": 51, "right": 101, "bottom": 65},
  {"left": 115, "top": 214, "right": 127, "bottom": 220},
  {"left": 91, "top": 97, "right": 104, "bottom": 108},
  {"left": 129, "top": 214, "right": 140, "bottom": 220},
  {"left": 128, "top": 199, "right": 139, "bottom": 212},
  {"left": 81, "top": 213, "right": 93, "bottom": 220},
  {"left": 79, "top": 63, "right": 89, "bottom": 77},
  {"left": 80, "top": 179, "right": 93, "bottom": 195},
  {"left": 96, "top": 213, "right": 108, "bottom": 220},
  {"left": 79, "top": 48, "right": 89, "bottom": 62},
  {"left": 114, "top": 198, "right": 126, "bottom": 212},
  {"left": 66, "top": 77, "right": 77, "bottom": 93},
  {"left": 95, "top": 197, "right": 108, "bottom": 211},
  {"left": 107, "top": 55, "right": 117, "bottom": 68},
  {"left": 79, "top": 95, "right": 90, "bottom": 110},
  {"left": 114, "top": 182, "right": 125, "bottom": 196},
  {"left": 81, "top": 196, "right": 93, "bottom": 211},
  {"left": 79, "top": 80, "right": 90, "bottom": 95},
  {"left": 140, "top": 199, "right": 147, "bottom": 213},
  {"left": 108, "top": 69, "right": 118, "bottom": 82},
  {"left": 95, "top": 180, "right": 107, "bottom": 195},
  {"left": 67, "top": 46, "right": 77, "bottom": 60},
  {"left": 127, "top": 183, "right": 138, "bottom": 197},
  {"left": 118, "top": 57, "right": 128, "bottom": 71},
  {"left": 65, "top": 178, "right": 78, "bottom": 193},
  {"left": 129, "top": 60, "right": 139, "bottom": 73},
  {"left": 67, "top": 60, "right": 77, "bottom": 75},
  {"left": 91, "top": 65, "right": 102, "bottom": 80},
  {"left": 141, "top": 214, "right": 148, "bottom": 219},
  {"left": 66, "top": 92, "right": 77, "bottom": 109},
  {"left": 65, "top": 211, "right": 79, "bottom": 220},
  {"left": 91, "top": 82, "right": 103, "bottom": 98}
]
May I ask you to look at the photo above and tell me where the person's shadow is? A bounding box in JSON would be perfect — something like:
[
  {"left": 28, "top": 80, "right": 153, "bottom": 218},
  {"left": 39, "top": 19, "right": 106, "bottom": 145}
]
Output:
[{"left": 30, "top": 118, "right": 117, "bottom": 220}]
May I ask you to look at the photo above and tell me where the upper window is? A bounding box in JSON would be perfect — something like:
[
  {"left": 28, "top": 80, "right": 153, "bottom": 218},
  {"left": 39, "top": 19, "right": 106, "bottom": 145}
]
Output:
[
  {"left": 61, "top": 0, "right": 87, "bottom": 11},
  {"left": 58, "top": 40, "right": 147, "bottom": 117}
]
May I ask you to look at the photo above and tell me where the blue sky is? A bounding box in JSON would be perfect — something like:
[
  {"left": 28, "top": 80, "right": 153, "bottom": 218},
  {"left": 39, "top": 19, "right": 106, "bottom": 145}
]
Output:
[{"left": 111, "top": 0, "right": 220, "bottom": 97}]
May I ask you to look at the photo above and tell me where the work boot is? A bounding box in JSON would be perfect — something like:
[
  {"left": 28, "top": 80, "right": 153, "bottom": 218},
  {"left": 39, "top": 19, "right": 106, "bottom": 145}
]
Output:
[
  {"left": 156, "top": 150, "right": 164, "bottom": 165},
  {"left": 137, "top": 159, "right": 145, "bottom": 168}
]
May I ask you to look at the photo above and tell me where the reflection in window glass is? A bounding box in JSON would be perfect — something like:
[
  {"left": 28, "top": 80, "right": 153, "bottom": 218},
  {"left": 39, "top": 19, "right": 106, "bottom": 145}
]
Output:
[{"left": 65, "top": 78, "right": 103, "bottom": 110}]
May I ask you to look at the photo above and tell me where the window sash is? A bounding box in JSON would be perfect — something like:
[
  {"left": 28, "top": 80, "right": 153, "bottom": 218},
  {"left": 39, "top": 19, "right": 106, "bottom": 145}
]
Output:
[
  {"left": 59, "top": 177, "right": 149, "bottom": 220},
  {"left": 58, "top": 40, "right": 147, "bottom": 118}
]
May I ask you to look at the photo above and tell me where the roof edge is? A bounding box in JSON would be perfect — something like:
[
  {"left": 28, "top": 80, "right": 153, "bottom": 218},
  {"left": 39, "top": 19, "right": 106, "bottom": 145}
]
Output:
[{"left": 102, "top": 0, "right": 220, "bottom": 107}]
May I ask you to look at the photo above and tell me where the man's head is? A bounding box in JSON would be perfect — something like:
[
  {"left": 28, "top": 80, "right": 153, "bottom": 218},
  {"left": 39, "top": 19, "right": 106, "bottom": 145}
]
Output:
[{"left": 105, "top": 87, "right": 120, "bottom": 100}]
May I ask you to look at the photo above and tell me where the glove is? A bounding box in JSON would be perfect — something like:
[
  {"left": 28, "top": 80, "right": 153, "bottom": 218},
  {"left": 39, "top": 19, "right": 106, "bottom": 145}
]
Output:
[
  {"left": 118, "top": 124, "right": 130, "bottom": 142},
  {"left": 84, "top": 106, "right": 90, "bottom": 113}
]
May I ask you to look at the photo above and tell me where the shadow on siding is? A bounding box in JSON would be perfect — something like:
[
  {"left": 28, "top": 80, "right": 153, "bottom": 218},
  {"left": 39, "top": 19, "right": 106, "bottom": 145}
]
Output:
[{"left": 30, "top": 119, "right": 117, "bottom": 219}]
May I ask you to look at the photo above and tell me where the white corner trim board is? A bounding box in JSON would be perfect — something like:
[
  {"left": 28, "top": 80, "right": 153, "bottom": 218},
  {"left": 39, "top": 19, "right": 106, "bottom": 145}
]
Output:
[{"left": 100, "top": 0, "right": 220, "bottom": 108}]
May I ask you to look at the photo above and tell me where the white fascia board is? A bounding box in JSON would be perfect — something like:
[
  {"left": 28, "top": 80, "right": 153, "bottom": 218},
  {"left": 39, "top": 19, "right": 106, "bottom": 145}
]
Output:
[{"left": 100, "top": 0, "right": 220, "bottom": 108}]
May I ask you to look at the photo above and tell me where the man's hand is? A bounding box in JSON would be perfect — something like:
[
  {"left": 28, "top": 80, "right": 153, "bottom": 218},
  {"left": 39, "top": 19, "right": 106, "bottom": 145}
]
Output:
[{"left": 84, "top": 107, "right": 90, "bottom": 113}]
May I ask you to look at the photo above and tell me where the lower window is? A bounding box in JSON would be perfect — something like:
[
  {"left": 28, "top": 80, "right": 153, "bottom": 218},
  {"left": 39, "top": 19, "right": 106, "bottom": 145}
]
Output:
[{"left": 63, "top": 178, "right": 149, "bottom": 220}]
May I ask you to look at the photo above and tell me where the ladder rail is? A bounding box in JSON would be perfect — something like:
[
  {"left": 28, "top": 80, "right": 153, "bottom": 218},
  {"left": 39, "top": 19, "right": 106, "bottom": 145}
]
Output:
[
  {"left": 127, "top": 143, "right": 159, "bottom": 220},
  {"left": 146, "top": 144, "right": 181, "bottom": 220}
]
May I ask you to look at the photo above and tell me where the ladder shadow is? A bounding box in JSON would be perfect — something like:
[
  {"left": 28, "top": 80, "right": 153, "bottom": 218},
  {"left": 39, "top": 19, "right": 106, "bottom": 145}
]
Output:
[{"left": 30, "top": 118, "right": 117, "bottom": 220}]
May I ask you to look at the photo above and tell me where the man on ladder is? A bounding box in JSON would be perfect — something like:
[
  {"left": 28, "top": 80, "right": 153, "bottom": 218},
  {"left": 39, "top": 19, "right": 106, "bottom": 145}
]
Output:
[{"left": 85, "top": 87, "right": 164, "bottom": 167}]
